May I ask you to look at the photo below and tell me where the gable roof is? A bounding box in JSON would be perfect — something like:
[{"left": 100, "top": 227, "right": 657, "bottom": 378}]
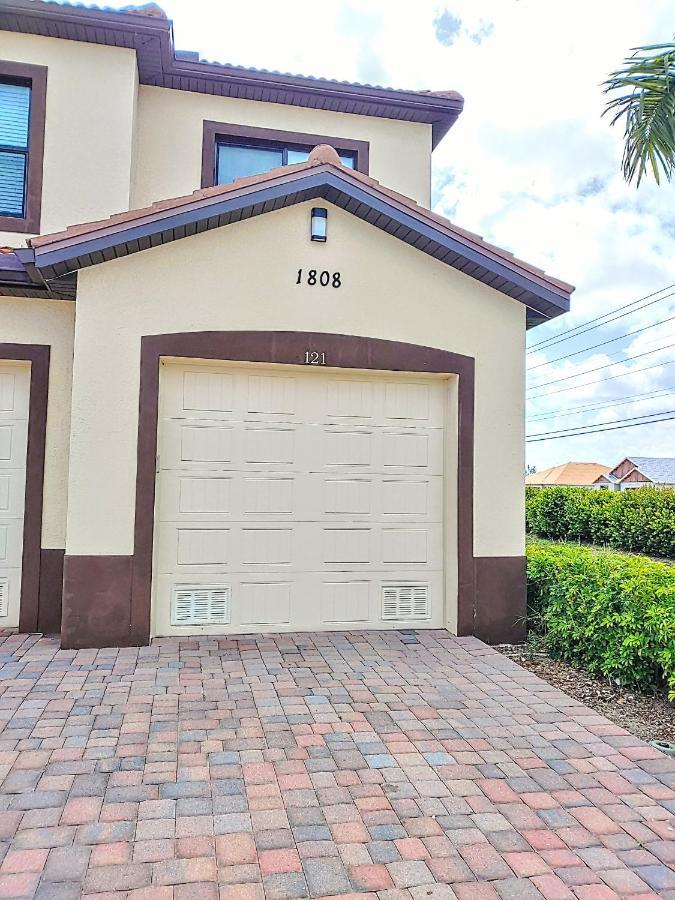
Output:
[
  {"left": 618, "top": 457, "right": 675, "bottom": 483},
  {"left": 0, "top": 0, "right": 463, "bottom": 148},
  {"left": 15, "top": 151, "right": 573, "bottom": 325},
  {"left": 526, "top": 462, "right": 610, "bottom": 486}
]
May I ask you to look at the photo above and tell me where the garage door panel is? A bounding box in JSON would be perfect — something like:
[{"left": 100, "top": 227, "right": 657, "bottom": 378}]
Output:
[
  {"left": 239, "top": 581, "right": 292, "bottom": 626},
  {"left": 243, "top": 426, "right": 295, "bottom": 466},
  {"left": 0, "top": 421, "right": 28, "bottom": 469},
  {"left": 156, "top": 520, "right": 442, "bottom": 574},
  {"left": 154, "top": 362, "right": 449, "bottom": 636},
  {"left": 0, "top": 368, "right": 30, "bottom": 420},
  {"left": 0, "top": 470, "right": 26, "bottom": 518},
  {"left": 153, "top": 569, "right": 445, "bottom": 635},
  {"left": 0, "top": 364, "right": 29, "bottom": 629},
  {"left": 158, "top": 472, "right": 441, "bottom": 524},
  {"left": 163, "top": 418, "right": 443, "bottom": 476}
]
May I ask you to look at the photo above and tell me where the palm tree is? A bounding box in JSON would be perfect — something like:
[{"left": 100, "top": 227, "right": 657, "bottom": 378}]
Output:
[{"left": 603, "top": 41, "right": 675, "bottom": 186}]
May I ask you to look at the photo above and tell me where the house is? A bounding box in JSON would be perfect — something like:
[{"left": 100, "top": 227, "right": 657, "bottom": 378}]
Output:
[
  {"left": 0, "top": 0, "right": 573, "bottom": 650},
  {"left": 594, "top": 457, "right": 675, "bottom": 490},
  {"left": 525, "top": 462, "right": 610, "bottom": 488}
]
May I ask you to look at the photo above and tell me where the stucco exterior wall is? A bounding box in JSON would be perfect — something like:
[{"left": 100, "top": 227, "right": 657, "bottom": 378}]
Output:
[
  {"left": 68, "top": 201, "right": 525, "bottom": 561},
  {"left": 131, "top": 85, "right": 432, "bottom": 210},
  {"left": 0, "top": 296, "right": 74, "bottom": 547},
  {"left": 0, "top": 33, "right": 138, "bottom": 246}
]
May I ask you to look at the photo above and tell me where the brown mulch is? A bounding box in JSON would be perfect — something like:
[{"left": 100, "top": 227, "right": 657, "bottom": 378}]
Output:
[{"left": 497, "top": 643, "right": 675, "bottom": 744}]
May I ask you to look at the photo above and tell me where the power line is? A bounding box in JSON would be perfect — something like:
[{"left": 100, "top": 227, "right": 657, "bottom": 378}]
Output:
[
  {"left": 527, "top": 408, "right": 675, "bottom": 438},
  {"left": 526, "top": 412, "right": 675, "bottom": 442},
  {"left": 526, "top": 311, "right": 675, "bottom": 371},
  {"left": 527, "top": 386, "right": 675, "bottom": 422},
  {"left": 526, "top": 284, "right": 675, "bottom": 354},
  {"left": 527, "top": 342, "right": 675, "bottom": 394},
  {"left": 528, "top": 358, "right": 675, "bottom": 399}
]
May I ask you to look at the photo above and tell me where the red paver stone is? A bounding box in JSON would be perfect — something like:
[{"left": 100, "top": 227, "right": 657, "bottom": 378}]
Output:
[
  {"left": 531, "top": 873, "right": 575, "bottom": 899},
  {"left": 330, "top": 822, "right": 370, "bottom": 844},
  {"left": 0, "top": 849, "right": 48, "bottom": 874},
  {"left": 394, "top": 838, "right": 430, "bottom": 860},
  {"left": 61, "top": 797, "right": 103, "bottom": 825},
  {"left": 503, "top": 850, "right": 552, "bottom": 877},
  {"left": 216, "top": 833, "right": 257, "bottom": 866},
  {"left": 348, "top": 863, "right": 394, "bottom": 890},
  {"left": 0, "top": 873, "right": 41, "bottom": 898},
  {"left": 258, "top": 848, "right": 302, "bottom": 875}
]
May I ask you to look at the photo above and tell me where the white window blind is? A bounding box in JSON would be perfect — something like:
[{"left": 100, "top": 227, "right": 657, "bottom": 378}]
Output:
[{"left": 0, "top": 81, "right": 31, "bottom": 218}]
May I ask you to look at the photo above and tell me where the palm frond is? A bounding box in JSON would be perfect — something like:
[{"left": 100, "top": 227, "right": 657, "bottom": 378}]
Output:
[{"left": 603, "top": 41, "right": 675, "bottom": 186}]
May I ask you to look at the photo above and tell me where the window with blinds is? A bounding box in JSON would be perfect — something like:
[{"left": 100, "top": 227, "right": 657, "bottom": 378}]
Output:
[{"left": 0, "top": 80, "right": 31, "bottom": 218}]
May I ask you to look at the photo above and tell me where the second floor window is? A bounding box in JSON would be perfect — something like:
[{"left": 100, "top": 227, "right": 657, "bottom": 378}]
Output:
[
  {"left": 0, "top": 61, "right": 46, "bottom": 234},
  {"left": 0, "top": 79, "right": 31, "bottom": 218},
  {"left": 216, "top": 139, "right": 356, "bottom": 185}
]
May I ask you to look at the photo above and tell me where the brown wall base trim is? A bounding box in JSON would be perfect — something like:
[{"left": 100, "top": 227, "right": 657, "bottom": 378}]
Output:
[
  {"left": 38, "top": 549, "right": 64, "bottom": 634},
  {"left": 473, "top": 555, "right": 526, "bottom": 644},
  {"left": 61, "top": 555, "right": 135, "bottom": 650}
]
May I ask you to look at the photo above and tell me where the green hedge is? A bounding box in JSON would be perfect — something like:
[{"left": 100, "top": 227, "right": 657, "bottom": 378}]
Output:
[
  {"left": 527, "top": 540, "right": 675, "bottom": 698},
  {"left": 525, "top": 485, "right": 675, "bottom": 558}
]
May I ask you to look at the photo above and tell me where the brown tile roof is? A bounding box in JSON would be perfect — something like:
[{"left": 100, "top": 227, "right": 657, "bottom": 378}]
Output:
[
  {"left": 29, "top": 151, "right": 574, "bottom": 297},
  {"left": 526, "top": 462, "right": 611, "bottom": 486},
  {"left": 1, "top": 1, "right": 464, "bottom": 147}
]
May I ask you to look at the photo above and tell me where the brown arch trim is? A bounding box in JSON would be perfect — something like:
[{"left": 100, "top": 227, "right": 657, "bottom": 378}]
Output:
[
  {"left": 0, "top": 343, "right": 49, "bottom": 632},
  {"left": 127, "top": 331, "right": 475, "bottom": 645}
]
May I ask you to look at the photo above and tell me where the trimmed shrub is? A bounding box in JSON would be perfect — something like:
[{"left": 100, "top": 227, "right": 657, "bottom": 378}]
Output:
[
  {"left": 525, "top": 485, "right": 675, "bottom": 558},
  {"left": 527, "top": 540, "right": 675, "bottom": 698}
]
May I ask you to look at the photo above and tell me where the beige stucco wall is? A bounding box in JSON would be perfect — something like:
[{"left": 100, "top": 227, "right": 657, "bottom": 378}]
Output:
[
  {"left": 131, "top": 85, "right": 432, "bottom": 210},
  {"left": 0, "top": 296, "right": 75, "bottom": 547},
  {"left": 68, "top": 201, "right": 525, "bottom": 562},
  {"left": 0, "top": 33, "right": 138, "bottom": 247}
]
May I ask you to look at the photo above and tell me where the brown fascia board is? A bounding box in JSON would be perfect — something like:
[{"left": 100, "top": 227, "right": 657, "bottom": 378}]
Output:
[
  {"left": 21, "top": 163, "right": 572, "bottom": 324},
  {"left": 0, "top": 0, "right": 464, "bottom": 146},
  {"left": 0, "top": 249, "right": 75, "bottom": 299}
]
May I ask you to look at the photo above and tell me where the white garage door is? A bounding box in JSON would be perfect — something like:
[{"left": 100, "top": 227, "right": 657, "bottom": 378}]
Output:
[
  {"left": 0, "top": 363, "right": 30, "bottom": 628},
  {"left": 153, "top": 361, "right": 448, "bottom": 636}
]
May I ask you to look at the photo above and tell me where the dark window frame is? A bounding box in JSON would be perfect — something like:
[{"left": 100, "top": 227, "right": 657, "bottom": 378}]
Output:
[
  {"left": 201, "top": 120, "right": 369, "bottom": 189},
  {"left": 0, "top": 61, "right": 47, "bottom": 234}
]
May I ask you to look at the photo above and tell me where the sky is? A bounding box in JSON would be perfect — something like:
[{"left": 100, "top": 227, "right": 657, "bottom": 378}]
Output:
[{"left": 113, "top": 0, "right": 675, "bottom": 471}]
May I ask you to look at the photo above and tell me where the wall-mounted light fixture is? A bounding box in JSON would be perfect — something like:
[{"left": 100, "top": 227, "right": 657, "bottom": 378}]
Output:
[{"left": 311, "top": 207, "right": 327, "bottom": 242}]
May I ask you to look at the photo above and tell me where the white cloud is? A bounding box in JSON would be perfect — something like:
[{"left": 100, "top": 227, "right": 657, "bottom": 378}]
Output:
[{"left": 104, "top": 0, "right": 675, "bottom": 469}]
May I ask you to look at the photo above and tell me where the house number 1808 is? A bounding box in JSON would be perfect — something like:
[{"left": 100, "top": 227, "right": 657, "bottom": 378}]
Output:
[{"left": 296, "top": 269, "right": 341, "bottom": 288}]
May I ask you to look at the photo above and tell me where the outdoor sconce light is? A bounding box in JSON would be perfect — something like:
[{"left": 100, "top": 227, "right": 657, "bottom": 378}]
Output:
[{"left": 311, "top": 207, "right": 327, "bottom": 242}]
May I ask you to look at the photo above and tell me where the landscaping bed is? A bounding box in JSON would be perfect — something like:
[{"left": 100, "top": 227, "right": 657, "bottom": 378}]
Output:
[
  {"left": 516, "top": 539, "right": 675, "bottom": 744},
  {"left": 498, "top": 641, "right": 674, "bottom": 743}
]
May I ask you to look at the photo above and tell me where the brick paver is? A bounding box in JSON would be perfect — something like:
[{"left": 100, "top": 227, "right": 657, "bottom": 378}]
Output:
[{"left": 0, "top": 628, "right": 673, "bottom": 898}]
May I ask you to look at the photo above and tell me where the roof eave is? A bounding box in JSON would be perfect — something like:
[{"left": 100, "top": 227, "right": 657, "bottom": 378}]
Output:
[
  {"left": 0, "top": 0, "right": 464, "bottom": 144},
  {"left": 25, "top": 168, "right": 571, "bottom": 325}
]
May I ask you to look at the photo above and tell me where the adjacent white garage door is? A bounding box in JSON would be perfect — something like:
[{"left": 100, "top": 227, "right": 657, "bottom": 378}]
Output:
[
  {"left": 0, "top": 363, "right": 30, "bottom": 628},
  {"left": 153, "top": 361, "right": 448, "bottom": 636}
]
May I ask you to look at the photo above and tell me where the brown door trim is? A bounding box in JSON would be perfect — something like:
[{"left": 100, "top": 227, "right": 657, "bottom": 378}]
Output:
[
  {"left": 0, "top": 343, "right": 49, "bottom": 631},
  {"left": 128, "top": 331, "right": 475, "bottom": 645}
]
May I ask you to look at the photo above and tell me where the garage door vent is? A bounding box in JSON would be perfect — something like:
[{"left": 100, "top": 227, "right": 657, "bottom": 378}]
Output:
[
  {"left": 171, "top": 586, "right": 231, "bottom": 626},
  {"left": 0, "top": 579, "right": 7, "bottom": 617},
  {"left": 381, "top": 583, "right": 430, "bottom": 621}
]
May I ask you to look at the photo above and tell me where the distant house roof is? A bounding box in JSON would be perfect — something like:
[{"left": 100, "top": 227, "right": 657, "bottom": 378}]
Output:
[
  {"left": 0, "top": 0, "right": 464, "bottom": 148},
  {"left": 8, "top": 149, "right": 573, "bottom": 323},
  {"left": 619, "top": 457, "right": 675, "bottom": 484},
  {"left": 526, "top": 462, "right": 611, "bottom": 486}
]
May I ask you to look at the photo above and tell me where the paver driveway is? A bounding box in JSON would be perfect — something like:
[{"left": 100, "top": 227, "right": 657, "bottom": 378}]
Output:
[{"left": 0, "top": 629, "right": 673, "bottom": 900}]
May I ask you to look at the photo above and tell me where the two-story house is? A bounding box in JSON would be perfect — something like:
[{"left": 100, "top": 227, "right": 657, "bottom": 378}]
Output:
[{"left": 0, "top": 0, "right": 572, "bottom": 650}]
